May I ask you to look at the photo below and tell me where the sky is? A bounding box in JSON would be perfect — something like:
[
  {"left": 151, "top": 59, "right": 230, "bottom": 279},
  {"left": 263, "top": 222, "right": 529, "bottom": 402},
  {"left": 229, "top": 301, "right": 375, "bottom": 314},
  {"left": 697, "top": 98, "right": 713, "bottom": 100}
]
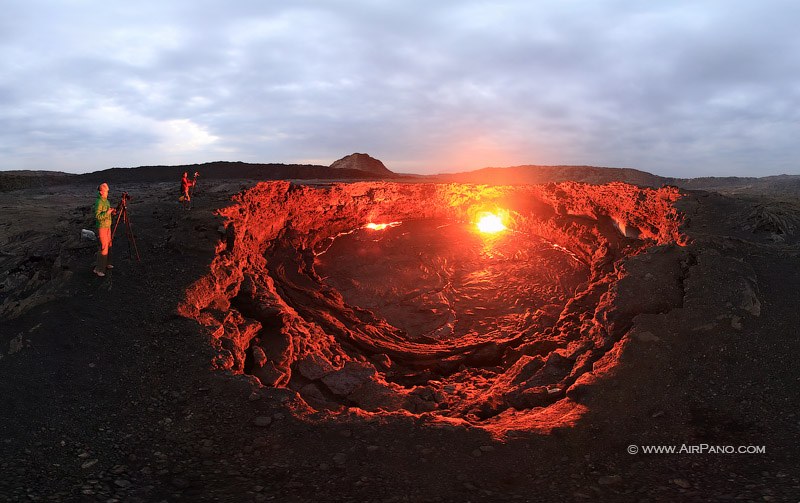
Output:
[{"left": 2, "top": 1, "right": 800, "bottom": 177}]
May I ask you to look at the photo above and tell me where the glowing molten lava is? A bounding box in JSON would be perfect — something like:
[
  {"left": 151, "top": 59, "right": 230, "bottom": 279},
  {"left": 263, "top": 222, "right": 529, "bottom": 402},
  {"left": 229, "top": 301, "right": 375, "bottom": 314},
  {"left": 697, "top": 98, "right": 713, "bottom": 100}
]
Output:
[
  {"left": 365, "top": 222, "right": 401, "bottom": 231},
  {"left": 476, "top": 212, "right": 506, "bottom": 233}
]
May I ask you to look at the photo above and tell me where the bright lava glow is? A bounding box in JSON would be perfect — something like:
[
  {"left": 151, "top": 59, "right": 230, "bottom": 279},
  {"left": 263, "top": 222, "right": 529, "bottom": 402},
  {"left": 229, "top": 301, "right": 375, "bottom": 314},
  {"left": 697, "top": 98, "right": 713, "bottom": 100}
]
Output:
[
  {"left": 365, "top": 221, "right": 401, "bottom": 231},
  {"left": 476, "top": 213, "right": 506, "bottom": 233}
]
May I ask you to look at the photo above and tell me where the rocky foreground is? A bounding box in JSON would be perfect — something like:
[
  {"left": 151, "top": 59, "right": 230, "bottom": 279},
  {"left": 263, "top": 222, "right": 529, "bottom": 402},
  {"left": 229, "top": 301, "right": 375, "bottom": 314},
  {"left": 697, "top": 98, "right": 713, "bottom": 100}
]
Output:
[{"left": 1, "top": 179, "right": 799, "bottom": 502}]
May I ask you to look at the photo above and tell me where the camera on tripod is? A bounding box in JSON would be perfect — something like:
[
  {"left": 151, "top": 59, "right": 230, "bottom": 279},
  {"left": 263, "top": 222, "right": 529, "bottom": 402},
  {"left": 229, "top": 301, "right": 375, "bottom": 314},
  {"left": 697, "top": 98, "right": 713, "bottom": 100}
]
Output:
[
  {"left": 112, "top": 191, "right": 140, "bottom": 262},
  {"left": 117, "top": 191, "right": 131, "bottom": 211}
]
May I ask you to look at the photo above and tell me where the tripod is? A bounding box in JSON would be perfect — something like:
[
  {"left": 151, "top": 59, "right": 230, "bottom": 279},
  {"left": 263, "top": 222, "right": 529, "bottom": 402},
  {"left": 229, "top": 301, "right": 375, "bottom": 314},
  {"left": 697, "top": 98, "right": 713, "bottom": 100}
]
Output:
[
  {"left": 112, "top": 196, "right": 141, "bottom": 262},
  {"left": 188, "top": 172, "right": 199, "bottom": 209}
]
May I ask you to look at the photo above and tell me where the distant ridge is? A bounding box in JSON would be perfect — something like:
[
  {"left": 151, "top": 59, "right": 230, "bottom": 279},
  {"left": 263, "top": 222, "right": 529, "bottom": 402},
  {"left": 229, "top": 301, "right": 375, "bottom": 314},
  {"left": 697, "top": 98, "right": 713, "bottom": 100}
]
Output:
[
  {"left": 668, "top": 174, "right": 800, "bottom": 197},
  {"left": 431, "top": 165, "right": 665, "bottom": 187},
  {"left": 75, "top": 161, "right": 387, "bottom": 184},
  {"left": 0, "top": 170, "right": 74, "bottom": 191},
  {"left": 430, "top": 164, "right": 800, "bottom": 198},
  {"left": 3, "top": 161, "right": 800, "bottom": 197},
  {"left": 0, "top": 161, "right": 393, "bottom": 191}
]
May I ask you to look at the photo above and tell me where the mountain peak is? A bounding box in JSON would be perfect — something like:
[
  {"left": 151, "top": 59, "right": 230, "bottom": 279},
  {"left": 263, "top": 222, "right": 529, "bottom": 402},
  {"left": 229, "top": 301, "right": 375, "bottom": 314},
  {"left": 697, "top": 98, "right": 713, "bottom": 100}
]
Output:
[{"left": 330, "top": 153, "right": 394, "bottom": 176}]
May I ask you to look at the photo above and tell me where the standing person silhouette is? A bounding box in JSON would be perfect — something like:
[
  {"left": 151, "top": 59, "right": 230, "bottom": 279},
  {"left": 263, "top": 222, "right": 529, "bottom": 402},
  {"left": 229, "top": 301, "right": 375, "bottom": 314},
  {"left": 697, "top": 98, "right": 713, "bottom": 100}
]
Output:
[
  {"left": 92, "top": 183, "right": 116, "bottom": 277},
  {"left": 180, "top": 172, "right": 196, "bottom": 208}
]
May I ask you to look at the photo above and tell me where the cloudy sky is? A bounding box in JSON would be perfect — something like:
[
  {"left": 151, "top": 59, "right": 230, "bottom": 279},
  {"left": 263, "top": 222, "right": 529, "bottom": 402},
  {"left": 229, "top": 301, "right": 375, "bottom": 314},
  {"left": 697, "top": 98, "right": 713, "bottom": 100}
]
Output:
[{"left": 2, "top": 1, "right": 799, "bottom": 177}]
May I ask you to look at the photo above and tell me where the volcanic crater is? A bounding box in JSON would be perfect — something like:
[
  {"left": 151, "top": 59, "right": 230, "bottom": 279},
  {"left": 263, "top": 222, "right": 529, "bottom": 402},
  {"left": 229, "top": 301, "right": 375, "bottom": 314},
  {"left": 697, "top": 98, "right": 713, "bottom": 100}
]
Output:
[{"left": 180, "top": 180, "right": 684, "bottom": 433}]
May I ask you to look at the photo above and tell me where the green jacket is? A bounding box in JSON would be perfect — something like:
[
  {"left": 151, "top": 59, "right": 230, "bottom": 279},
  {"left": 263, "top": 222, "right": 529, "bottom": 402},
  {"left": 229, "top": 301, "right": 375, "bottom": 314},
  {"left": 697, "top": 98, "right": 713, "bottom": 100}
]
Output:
[{"left": 93, "top": 196, "right": 112, "bottom": 229}]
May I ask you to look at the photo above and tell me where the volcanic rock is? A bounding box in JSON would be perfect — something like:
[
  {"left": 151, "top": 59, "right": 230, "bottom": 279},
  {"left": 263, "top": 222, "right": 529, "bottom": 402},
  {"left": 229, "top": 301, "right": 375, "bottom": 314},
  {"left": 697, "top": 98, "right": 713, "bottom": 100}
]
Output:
[
  {"left": 346, "top": 380, "right": 408, "bottom": 412},
  {"left": 296, "top": 354, "right": 336, "bottom": 381},
  {"left": 251, "top": 361, "right": 286, "bottom": 387},
  {"left": 251, "top": 345, "right": 268, "bottom": 368},
  {"left": 321, "top": 361, "right": 378, "bottom": 396},
  {"left": 499, "top": 355, "right": 546, "bottom": 387},
  {"left": 179, "top": 180, "right": 686, "bottom": 430},
  {"left": 745, "top": 202, "right": 800, "bottom": 235},
  {"left": 298, "top": 382, "right": 331, "bottom": 408},
  {"left": 252, "top": 416, "right": 272, "bottom": 427},
  {"left": 2, "top": 175, "right": 799, "bottom": 502},
  {"left": 505, "top": 386, "right": 551, "bottom": 410}
]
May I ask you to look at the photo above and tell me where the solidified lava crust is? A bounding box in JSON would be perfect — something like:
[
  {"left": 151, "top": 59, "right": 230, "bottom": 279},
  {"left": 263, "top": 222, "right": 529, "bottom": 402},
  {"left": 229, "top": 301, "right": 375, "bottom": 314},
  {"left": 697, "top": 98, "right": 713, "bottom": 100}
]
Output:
[{"left": 180, "top": 181, "right": 684, "bottom": 433}]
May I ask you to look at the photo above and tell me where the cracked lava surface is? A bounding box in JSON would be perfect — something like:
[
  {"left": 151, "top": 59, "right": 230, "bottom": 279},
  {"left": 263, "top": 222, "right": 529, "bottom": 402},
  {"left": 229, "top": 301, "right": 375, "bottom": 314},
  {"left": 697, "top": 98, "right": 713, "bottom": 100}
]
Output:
[{"left": 179, "top": 181, "right": 684, "bottom": 434}]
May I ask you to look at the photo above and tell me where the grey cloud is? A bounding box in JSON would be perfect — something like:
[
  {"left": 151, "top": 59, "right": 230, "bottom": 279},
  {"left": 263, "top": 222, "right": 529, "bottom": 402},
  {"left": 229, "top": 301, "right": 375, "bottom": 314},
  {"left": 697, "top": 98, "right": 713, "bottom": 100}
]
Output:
[{"left": 1, "top": 0, "right": 799, "bottom": 175}]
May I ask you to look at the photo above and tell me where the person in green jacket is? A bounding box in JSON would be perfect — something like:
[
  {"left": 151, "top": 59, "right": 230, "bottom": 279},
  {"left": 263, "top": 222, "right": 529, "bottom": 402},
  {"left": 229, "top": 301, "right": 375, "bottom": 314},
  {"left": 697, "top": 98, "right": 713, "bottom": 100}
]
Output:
[{"left": 92, "top": 183, "right": 116, "bottom": 277}]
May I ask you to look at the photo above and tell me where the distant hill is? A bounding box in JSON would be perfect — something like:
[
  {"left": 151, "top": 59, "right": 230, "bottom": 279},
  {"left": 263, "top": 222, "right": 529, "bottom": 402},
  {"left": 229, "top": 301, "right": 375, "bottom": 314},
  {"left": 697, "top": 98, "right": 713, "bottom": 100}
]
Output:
[
  {"left": 330, "top": 153, "right": 397, "bottom": 177},
  {"left": 3, "top": 161, "right": 800, "bottom": 198},
  {"left": 431, "top": 165, "right": 800, "bottom": 198},
  {"left": 431, "top": 165, "right": 666, "bottom": 187},
  {"left": 74, "top": 161, "right": 390, "bottom": 184},
  {"left": 0, "top": 170, "right": 76, "bottom": 191},
  {"left": 0, "top": 161, "right": 391, "bottom": 192},
  {"left": 668, "top": 174, "right": 800, "bottom": 198}
]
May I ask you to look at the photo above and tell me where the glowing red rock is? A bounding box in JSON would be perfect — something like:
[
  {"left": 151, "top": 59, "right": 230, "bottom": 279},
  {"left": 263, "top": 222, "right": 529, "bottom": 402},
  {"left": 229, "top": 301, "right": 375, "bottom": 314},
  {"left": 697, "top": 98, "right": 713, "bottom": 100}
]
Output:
[{"left": 180, "top": 181, "right": 684, "bottom": 434}]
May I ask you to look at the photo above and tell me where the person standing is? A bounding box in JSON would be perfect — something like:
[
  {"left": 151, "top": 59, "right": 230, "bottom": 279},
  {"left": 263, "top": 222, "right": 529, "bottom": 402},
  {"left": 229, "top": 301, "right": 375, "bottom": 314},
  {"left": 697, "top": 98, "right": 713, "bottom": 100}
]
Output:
[
  {"left": 93, "top": 183, "right": 116, "bottom": 277},
  {"left": 180, "top": 172, "right": 196, "bottom": 208}
]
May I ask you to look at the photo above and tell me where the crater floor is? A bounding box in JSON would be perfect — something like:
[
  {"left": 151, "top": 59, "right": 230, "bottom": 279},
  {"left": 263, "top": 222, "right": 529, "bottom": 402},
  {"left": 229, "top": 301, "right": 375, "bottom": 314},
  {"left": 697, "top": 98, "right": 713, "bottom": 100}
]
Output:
[
  {"left": 181, "top": 180, "right": 685, "bottom": 431},
  {"left": 315, "top": 218, "right": 587, "bottom": 343}
]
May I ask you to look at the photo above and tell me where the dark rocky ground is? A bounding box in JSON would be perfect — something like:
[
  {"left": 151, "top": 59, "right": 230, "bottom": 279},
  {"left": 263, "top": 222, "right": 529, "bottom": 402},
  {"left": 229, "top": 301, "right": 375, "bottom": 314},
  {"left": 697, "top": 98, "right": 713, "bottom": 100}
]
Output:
[{"left": 1, "top": 179, "right": 799, "bottom": 502}]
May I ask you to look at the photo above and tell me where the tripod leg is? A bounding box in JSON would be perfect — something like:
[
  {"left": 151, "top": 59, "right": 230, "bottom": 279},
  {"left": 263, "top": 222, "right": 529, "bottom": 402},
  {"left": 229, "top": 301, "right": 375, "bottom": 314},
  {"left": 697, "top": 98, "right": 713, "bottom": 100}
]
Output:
[
  {"left": 123, "top": 213, "right": 131, "bottom": 259},
  {"left": 125, "top": 212, "right": 141, "bottom": 262},
  {"left": 107, "top": 238, "right": 113, "bottom": 269},
  {"left": 189, "top": 181, "right": 196, "bottom": 209},
  {"left": 112, "top": 208, "right": 123, "bottom": 240}
]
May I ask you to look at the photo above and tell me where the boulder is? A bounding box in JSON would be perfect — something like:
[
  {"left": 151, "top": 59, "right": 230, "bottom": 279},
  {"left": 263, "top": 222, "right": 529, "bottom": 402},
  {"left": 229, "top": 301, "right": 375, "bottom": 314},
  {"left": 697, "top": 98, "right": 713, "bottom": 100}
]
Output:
[
  {"left": 347, "top": 380, "right": 407, "bottom": 412},
  {"left": 296, "top": 354, "right": 336, "bottom": 381},
  {"left": 321, "top": 361, "right": 377, "bottom": 396},
  {"left": 251, "top": 345, "right": 268, "bottom": 368},
  {"left": 252, "top": 361, "right": 287, "bottom": 387}
]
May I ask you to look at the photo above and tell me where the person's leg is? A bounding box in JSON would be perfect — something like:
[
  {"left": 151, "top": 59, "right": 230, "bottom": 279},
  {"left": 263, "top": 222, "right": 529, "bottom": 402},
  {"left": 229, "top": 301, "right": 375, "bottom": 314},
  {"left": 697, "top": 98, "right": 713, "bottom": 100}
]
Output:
[
  {"left": 94, "top": 228, "right": 110, "bottom": 276},
  {"left": 106, "top": 235, "right": 113, "bottom": 269}
]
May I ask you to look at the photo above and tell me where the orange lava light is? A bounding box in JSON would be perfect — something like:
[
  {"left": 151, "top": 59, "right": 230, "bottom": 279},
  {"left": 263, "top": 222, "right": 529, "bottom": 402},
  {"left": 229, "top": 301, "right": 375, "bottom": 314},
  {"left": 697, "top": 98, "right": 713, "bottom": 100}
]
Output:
[
  {"left": 365, "top": 221, "right": 401, "bottom": 231},
  {"left": 476, "top": 212, "right": 507, "bottom": 233}
]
